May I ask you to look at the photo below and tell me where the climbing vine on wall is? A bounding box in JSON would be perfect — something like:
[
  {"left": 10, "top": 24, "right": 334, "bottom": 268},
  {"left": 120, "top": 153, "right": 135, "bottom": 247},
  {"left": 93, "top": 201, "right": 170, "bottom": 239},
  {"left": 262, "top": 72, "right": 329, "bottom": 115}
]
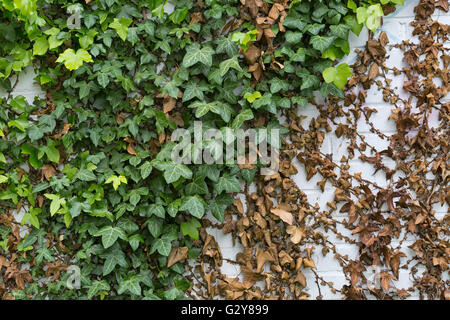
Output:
[
  {"left": 189, "top": 0, "right": 449, "bottom": 300},
  {"left": 0, "top": 0, "right": 407, "bottom": 300}
]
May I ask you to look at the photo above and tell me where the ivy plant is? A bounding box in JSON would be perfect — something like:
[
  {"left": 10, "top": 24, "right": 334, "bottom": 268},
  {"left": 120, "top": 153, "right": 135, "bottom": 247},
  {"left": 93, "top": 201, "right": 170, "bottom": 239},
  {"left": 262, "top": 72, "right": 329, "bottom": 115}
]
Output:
[{"left": 0, "top": 0, "right": 404, "bottom": 300}]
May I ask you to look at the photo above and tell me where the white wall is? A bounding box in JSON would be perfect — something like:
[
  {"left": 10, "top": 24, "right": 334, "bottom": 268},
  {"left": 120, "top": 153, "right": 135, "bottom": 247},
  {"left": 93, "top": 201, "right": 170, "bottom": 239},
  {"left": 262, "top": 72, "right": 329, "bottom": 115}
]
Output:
[
  {"left": 211, "top": 0, "right": 450, "bottom": 299},
  {"left": 2, "top": 0, "right": 449, "bottom": 299}
]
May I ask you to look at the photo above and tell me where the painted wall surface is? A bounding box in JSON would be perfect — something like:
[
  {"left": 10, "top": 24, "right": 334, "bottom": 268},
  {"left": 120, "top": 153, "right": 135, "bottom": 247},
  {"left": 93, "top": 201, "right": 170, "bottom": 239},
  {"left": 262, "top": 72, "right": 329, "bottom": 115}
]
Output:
[
  {"left": 1, "top": 0, "right": 448, "bottom": 299},
  {"left": 210, "top": 0, "right": 450, "bottom": 299}
]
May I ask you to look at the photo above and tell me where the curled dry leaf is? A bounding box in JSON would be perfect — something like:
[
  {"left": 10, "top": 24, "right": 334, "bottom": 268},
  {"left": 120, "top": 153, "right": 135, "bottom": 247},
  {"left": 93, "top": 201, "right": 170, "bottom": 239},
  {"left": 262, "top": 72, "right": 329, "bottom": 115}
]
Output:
[
  {"left": 233, "top": 199, "right": 244, "bottom": 215},
  {"left": 286, "top": 225, "right": 305, "bottom": 244},
  {"left": 167, "top": 247, "right": 189, "bottom": 268},
  {"left": 163, "top": 96, "right": 177, "bottom": 114},
  {"left": 270, "top": 208, "right": 293, "bottom": 225},
  {"left": 41, "top": 164, "right": 56, "bottom": 181},
  {"left": 256, "top": 249, "right": 276, "bottom": 273},
  {"left": 126, "top": 143, "right": 137, "bottom": 156}
]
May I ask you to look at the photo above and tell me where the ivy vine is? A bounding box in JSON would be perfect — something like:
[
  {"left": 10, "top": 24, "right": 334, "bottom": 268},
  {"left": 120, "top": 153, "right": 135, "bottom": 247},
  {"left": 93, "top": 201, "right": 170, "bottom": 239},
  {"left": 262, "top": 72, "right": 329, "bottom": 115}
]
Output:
[{"left": 0, "top": 0, "right": 404, "bottom": 299}]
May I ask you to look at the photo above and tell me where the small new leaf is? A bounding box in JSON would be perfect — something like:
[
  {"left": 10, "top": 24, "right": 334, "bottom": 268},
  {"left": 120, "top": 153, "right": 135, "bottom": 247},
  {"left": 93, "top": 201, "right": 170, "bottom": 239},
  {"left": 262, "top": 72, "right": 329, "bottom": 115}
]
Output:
[
  {"left": 105, "top": 175, "right": 128, "bottom": 190},
  {"left": 56, "top": 49, "right": 93, "bottom": 71},
  {"left": 322, "top": 63, "right": 352, "bottom": 89},
  {"left": 180, "top": 218, "right": 201, "bottom": 240}
]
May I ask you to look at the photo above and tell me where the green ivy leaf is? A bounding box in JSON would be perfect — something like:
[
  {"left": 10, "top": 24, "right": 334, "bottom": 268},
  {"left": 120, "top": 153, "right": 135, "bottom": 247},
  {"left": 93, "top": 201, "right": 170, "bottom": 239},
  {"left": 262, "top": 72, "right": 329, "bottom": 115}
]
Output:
[
  {"left": 243, "top": 91, "right": 262, "bottom": 103},
  {"left": 56, "top": 49, "right": 93, "bottom": 71},
  {"left": 322, "top": 63, "right": 352, "bottom": 89},
  {"left": 88, "top": 280, "right": 111, "bottom": 299},
  {"left": 105, "top": 175, "right": 127, "bottom": 190},
  {"left": 148, "top": 204, "right": 165, "bottom": 218},
  {"left": 128, "top": 234, "right": 144, "bottom": 251},
  {"left": 162, "top": 163, "right": 192, "bottom": 184},
  {"left": 269, "top": 78, "right": 289, "bottom": 94},
  {"left": 231, "top": 109, "right": 254, "bottom": 129},
  {"left": 180, "top": 195, "right": 205, "bottom": 219},
  {"left": 33, "top": 36, "right": 48, "bottom": 56},
  {"left": 44, "top": 194, "right": 66, "bottom": 216},
  {"left": 102, "top": 247, "right": 128, "bottom": 276},
  {"left": 330, "top": 24, "right": 351, "bottom": 39},
  {"left": 185, "top": 176, "right": 208, "bottom": 195},
  {"left": 320, "top": 82, "right": 345, "bottom": 98},
  {"left": 180, "top": 218, "right": 201, "bottom": 240},
  {"left": 44, "top": 145, "right": 60, "bottom": 163},
  {"left": 118, "top": 276, "right": 142, "bottom": 296},
  {"left": 209, "top": 194, "right": 234, "bottom": 222},
  {"left": 151, "top": 238, "right": 172, "bottom": 256},
  {"left": 109, "top": 17, "right": 133, "bottom": 41},
  {"left": 182, "top": 44, "right": 214, "bottom": 68},
  {"left": 231, "top": 29, "right": 258, "bottom": 51},
  {"left": 344, "top": 15, "right": 363, "bottom": 36},
  {"left": 97, "top": 73, "right": 109, "bottom": 88},
  {"left": 310, "top": 35, "right": 336, "bottom": 52},
  {"left": 215, "top": 175, "right": 241, "bottom": 194},
  {"left": 147, "top": 217, "right": 163, "bottom": 238},
  {"left": 139, "top": 161, "right": 153, "bottom": 179},
  {"left": 95, "top": 226, "right": 127, "bottom": 249},
  {"left": 183, "top": 83, "right": 206, "bottom": 102},
  {"left": 169, "top": 8, "right": 189, "bottom": 25},
  {"left": 76, "top": 169, "right": 97, "bottom": 182},
  {"left": 219, "top": 55, "right": 243, "bottom": 77}
]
